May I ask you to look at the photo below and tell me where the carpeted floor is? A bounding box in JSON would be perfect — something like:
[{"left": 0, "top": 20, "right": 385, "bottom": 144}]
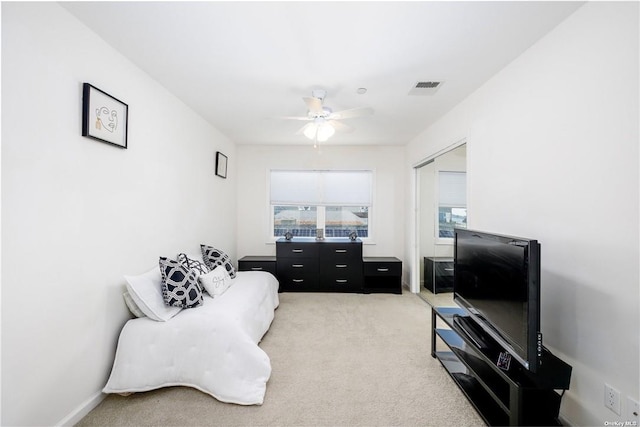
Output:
[{"left": 77, "top": 291, "right": 484, "bottom": 426}]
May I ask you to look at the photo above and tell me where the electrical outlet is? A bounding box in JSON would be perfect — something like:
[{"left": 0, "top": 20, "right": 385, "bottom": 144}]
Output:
[
  {"left": 627, "top": 397, "right": 639, "bottom": 424},
  {"left": 605, "top": 384, "right": 621, "bottom": 415}
]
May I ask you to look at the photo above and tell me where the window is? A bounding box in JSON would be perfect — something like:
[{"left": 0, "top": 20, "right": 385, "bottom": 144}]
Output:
[
  {"left": 325, "top": 206, "right": 369, "bottom": 237},
  {"left": 273, "top": 206, "right": 317, "bottom": 237},
  {"left": 438, "top": 171, "right": 467, "bottom": 239},
  {"left": 270, "top": 170, "right": 372, "bottom": 239}
]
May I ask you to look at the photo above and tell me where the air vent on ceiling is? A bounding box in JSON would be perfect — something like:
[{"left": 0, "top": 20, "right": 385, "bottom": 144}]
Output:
[
  {"left": 416, "top": 81, "right": 440, "bottom": 88},
  {"left": 408, "top": 80, "right": 444, "bottom": 96}
]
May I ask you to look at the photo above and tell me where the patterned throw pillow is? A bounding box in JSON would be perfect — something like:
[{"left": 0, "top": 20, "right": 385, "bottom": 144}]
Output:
[
  {"left": 159, "top": 257, "right": 204, "bottom": 309},
  {"left": 200, "top": 245, "right": 236, "bottom": 278},
  {"left": 198, "top": 266, "right": 232, "bottom": 297},
  {"left": 177, "top": 253, "right": 210, "bottom": 277}
]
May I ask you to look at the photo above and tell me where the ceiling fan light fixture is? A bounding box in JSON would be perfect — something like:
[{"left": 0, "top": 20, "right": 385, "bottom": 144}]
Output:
[
  {"left": 287, "top": 89, "right": 371, "bottom": 144},
  {"left": 303, "top": 124, "right": 317, "bottom": 140},
  {"left": 316, "top": 123, "right": 335, "bottom": 142}
]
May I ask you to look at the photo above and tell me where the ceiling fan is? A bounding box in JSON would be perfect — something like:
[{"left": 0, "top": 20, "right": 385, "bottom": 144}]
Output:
[{"left": 280, "top": 89, "right": 373, "bottom": 144}]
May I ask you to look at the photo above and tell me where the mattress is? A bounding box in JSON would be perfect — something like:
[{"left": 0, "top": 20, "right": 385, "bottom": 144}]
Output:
[{"left": 103, "top": 271, "right": 280, "bottom": 405}]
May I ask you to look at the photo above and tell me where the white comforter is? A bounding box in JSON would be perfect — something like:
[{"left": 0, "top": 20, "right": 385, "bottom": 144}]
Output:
[{"left": 103, "top": 271, "right": 280, "bottom": 405}]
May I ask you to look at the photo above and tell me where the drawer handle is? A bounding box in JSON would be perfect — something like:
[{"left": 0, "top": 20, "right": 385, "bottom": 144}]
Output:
[
  {"left": 336, "top": 264, "right": 347, "bottom": 268},
  {"left": 444, "top": 268, "right": 454, "bottom": 272},
  {"left": 250, "top": 267, "right": 263, "bottom": 271},
  {"left": 335, "top": 249, "right": 347, "bottom": 253},
  {"left": 292, "top": 264, "right": 304, "bottom": 268},
  {"left": 292, "top": 249, "right": 303, "bottom": 253},
  {"left": 292, "top": 279, "right": 304, "bottom": 283},
  {"left": 336, "top": 279, "right": 348, "bottom": 283},
  {"left": 377, "top": 268, "right": 389, "bottom": 272}
]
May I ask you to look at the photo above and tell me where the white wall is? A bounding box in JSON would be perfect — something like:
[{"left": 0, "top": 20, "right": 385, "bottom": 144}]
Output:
[
  {"left": 236, "top": 145, "right": 405, "bottom": 263},
  {"left": 1, "top": 3, "right": 237, "bottom": 425},
  {"left": 405, "top": 2, "right": 639, "bottom": 425}
]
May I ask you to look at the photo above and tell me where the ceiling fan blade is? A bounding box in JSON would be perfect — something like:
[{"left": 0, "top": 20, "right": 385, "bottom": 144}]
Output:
[
  {"left": 276, "top": 116, "right": 313, "bottom": 121},
  {"left": 328, "top": 120, "right": 354, "bottom": 133},
  {"left": 303, "top": 97, "right": 324, "bottom": 115},
  {"left": 329, "top": 107, "right": 373, "bottom": 120}
]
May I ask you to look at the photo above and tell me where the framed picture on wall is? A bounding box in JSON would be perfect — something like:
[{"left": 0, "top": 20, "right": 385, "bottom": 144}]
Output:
[
  {"left": 82, "top": 83, "right": 128, "bottom": 149},
  {"left": 216, "top": 152, "right": 228, "bottom": 178}
]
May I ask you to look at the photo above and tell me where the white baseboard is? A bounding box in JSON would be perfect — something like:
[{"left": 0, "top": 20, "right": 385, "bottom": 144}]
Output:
[
  {"left": 559, "top": 413, "right": 574, "bottom": 426},
  {"left": 56, "top": 391, "right": 105, "bottom": 426}
]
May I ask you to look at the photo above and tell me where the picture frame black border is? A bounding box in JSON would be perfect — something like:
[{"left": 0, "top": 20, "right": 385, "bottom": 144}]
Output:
[
  {"left": 82, "top": 83, "right": 129, "bottom": 149},
  {"left": 216, "top": 151, "right": 228, "bottom": 178}
]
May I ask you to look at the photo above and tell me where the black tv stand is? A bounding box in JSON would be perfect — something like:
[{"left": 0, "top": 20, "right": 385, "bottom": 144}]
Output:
[
  {"left": 432, "top": 307, "right": 572, "bottom": 426},
  {"left": 453, "top": 314, "right": 490, "bottom": 350}
]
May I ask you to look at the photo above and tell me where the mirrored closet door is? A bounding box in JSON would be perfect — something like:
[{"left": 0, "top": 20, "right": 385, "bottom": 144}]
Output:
[{"left": 415, "top": 143, "right": 467, "bottom": 307}]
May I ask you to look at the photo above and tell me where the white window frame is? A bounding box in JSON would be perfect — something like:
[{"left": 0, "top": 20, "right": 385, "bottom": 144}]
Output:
[{"left": 267, "top": 169, "right": 374, "bottom": 243}]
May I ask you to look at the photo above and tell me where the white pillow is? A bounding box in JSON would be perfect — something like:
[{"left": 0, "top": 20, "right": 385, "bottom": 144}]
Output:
[
  {"left": 122, "top": 291, "right": 146, "bottom": 318},
  {"left": 124, "top": 267, "right": 182, "bottom": 321},
  {"left": 198, "top": 266, "right": 232, "bottom": 297}
]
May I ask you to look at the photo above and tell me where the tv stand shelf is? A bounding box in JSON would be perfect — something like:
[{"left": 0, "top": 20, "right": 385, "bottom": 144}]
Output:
[{"left": 431, "top": 307, "right": 572, "bottom": 426}]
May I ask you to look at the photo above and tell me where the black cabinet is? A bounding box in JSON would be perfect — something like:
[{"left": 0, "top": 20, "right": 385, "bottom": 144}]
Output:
[
  {"left": 431, "top": 307, "right": 572, "bottom": 426},
  {"left": 276, "top": 239, "right": 319, "bottom": 291},
  {"left": 276, "top": 238, "right": 362, "bottom": 292},
  {"left": 363, "top": 257, "right": 402, "bottom": 294},
  {"left": 424, "top": 256, "right": 453, "bottom": 293},
  {"left": 245, "top": 239, "right": 400, "bottom": 294},
  {"left": 238, "top": 256, "right": 277, "bottom": 276},
  {"left": 319, "top": 241, "right": 363, "bottom": 292}
]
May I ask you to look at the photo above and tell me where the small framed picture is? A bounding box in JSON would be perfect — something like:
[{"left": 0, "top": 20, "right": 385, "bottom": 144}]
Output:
[
  {"left": 82, "top": 83, "right": 128, "bottom": 149},
  {"left": 216, "top": 152, "right": 228, "bottom": 178}
]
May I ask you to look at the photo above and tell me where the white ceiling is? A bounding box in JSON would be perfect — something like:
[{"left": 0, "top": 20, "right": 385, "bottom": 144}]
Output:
[{"left": 62, "top": 1, "right": 583, "bottom": 146}]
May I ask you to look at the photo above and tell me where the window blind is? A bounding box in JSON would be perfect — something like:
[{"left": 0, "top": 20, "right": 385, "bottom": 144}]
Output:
[
  {"left": 439, "top": 171, "right": 466, "bottom": 206},
  {"left": 270, "top": 170, "right": 372, "bottom": 206}
]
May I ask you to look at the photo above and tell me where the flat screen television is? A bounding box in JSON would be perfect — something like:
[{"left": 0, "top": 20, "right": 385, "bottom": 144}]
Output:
[{"left": 453, "top": 228, "right": 542, "bottom": 372}]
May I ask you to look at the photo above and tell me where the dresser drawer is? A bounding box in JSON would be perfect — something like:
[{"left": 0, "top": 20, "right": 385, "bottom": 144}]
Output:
[
  {"left": 277, "top": 257, "right": 318, "bottom": 273},
  {"left": 278, "top": 273, "right": 319, "bottom": 290},
  {"left": 329, "top": 276, "right": 362, "bottom": 291},
  {"left": 435, "top": 261, "right": 454, "bottom": 277},
  {"left": 325, "top": 260, "right": 363, "bottom": 272},
  {"left": 363, "top": 261, "right": 402, "bottom": 277},
  {"left": 276, "top": 242, "right": 319, "bottom": 259},
  {"left": 321, "top": 265, "right": 362, "bottom": 281},
  {"left": 320, "top": 243, "right": 362, "bottom": 262},
  {"left": 321, "top": 270, "right": 363, "bottom": 291}
]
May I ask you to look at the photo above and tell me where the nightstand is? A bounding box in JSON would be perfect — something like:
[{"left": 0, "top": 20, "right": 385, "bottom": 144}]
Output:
[
  {"left": 424, "top": 256, "right": 453, "bottom": 293},
  {"left": 238, "top": 256, "right": 277, "bottom": 276},
  {"left": 363, "top": 257, "right": 402, "bottom": 294}
]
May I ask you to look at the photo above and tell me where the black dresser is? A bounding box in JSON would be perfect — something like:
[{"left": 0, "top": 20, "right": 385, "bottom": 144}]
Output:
[{"left": 276, "top": 237, "right": 363, "bottom": 292}]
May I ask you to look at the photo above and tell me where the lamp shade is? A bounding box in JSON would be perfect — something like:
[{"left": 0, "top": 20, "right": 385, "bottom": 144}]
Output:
[
  {"left": 316, "top": 123, "right": 335, "bottom": 142},
  {"left": 303, "top": 124, "right": 317, "bottom": 140}
]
